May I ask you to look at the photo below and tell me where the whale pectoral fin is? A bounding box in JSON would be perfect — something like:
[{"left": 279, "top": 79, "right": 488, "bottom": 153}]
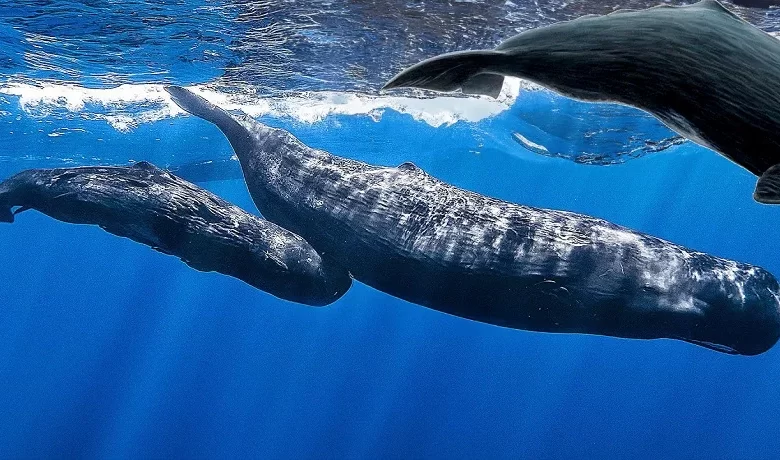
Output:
[
  {"left": 754, "top": 165, "right": 780, "bottom": 204},
  {"left": 12, "top": 206, "right": 31, "bottom": 216},
  {"left": 382, "top": 50, "right": 506, "bottom": 99},
  {"left": 461, "top": 73, "right": 505, "bottom": 98}
]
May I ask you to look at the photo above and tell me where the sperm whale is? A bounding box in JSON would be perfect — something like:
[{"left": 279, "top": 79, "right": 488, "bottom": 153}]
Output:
[
  {"left": 166, "top": 85, "right": 780, "bottom": 355},
  {"left": 0, "top": 162, "right": 351, "bottom": 305},
  {"left": 383, "top": 0, "right": 780, "bottom": 204}
]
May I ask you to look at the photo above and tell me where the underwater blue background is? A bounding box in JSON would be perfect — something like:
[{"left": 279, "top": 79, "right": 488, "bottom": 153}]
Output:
[{"left": 2, "top": 1, "right": 780, "bottom": 458}]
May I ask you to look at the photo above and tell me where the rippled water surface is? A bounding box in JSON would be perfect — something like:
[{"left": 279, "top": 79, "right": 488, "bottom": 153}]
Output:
[
  {"left": 0, "top": 0, "right": 777, "bottom": 168},
  {"left": 2, "top": 0, "right": 779, "bottom": 89}
]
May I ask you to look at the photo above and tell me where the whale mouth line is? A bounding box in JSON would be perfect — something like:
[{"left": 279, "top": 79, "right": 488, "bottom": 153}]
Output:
[{"left": 678, "top": 337, "right": 740, "bottom": 355}]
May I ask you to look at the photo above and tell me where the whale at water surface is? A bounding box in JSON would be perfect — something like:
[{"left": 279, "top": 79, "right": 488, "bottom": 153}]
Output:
[{"left": 383, "top": 0, "right": 780, "bottom": 204}]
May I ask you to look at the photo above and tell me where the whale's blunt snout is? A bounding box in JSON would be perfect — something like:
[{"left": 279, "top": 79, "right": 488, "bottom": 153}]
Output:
[
  {"left": 742, "top": 268, "right": 780, "bottom": 355},
  {"left": 710, "top": 266, "right": 780, "bottom": 356},
  {"left": 677, "top": 263, "right": 780, "bottom": 356}
]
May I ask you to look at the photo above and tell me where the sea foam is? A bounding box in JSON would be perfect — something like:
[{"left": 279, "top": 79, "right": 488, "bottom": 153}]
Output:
[{"left": 0, "top": 78, "right": 527, "bottom": 132}]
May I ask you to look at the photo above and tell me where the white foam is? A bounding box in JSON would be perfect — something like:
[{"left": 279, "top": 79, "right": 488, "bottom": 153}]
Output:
[
  {"left": 0, "top": 78, "right": 527, "bottom": 132},
  {"left": 512, "top": 132, "right": 549, "bottom": 153},
  {"left": 0, "top": 83, "right": 180, "bottom": 132}
]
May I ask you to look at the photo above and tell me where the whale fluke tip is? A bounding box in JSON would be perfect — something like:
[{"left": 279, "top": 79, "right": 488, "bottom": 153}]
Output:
[{"left": 382, "top": 50, "right": 505, "bottom": 98}]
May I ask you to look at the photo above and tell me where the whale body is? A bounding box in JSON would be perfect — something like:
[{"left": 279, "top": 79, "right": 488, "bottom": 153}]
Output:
[
  {"left": 383, "top": 0, "right": 780, "bottom": 204},
  {"left": 0, "top": 162, "right": 351, "bottom": 305},
  {"left": 167, "top": 85, "right": 780, "bottom": 355}
]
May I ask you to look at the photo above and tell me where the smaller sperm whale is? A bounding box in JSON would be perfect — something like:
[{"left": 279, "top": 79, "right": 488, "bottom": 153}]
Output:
[
  {"left": 383, "top": 0, "right": 780, "bottom": 204},
  {"left": 167, "top": 85, "right": 780, "bottom": 355},
  {"left": 0, "top": 162, "right": 350, "bottom": 305}
]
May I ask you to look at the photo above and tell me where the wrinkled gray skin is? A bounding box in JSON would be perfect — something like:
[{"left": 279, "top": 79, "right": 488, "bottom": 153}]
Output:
[
  {"left": 383, "top": 0, "right": 780, "bottom": 203},
  {"left": 167, "top": 85, "right": 780, "bottom": 355},
  {"left": 0, "top": 162, "right": 351, "bottom": 306}
]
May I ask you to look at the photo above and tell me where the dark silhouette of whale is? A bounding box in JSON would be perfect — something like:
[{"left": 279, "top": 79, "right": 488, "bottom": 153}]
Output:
[
  {"left": 166, "top": 85, "right": 780, "bottom": 355},
  {"left": 382, "top": 0, "right": 780, "bottom": 204},
  {"left": 731, "top": 0, "right": 779, "bottom": 7},
  {"left": 0, "top": 162, "right": 350, "bottom": 305}
]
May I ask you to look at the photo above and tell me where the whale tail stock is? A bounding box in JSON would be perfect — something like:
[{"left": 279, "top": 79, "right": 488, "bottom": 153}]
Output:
[
  {"left": 382, "top": 50, "right": 507, "bottom": 98},
  {"left": 164, "top": 86, "right": 255, "bottom": 154}
]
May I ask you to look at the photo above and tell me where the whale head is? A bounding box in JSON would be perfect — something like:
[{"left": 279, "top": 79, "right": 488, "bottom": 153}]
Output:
[{"left": 683, "top": 264, "right": 780, "bottom": 356}]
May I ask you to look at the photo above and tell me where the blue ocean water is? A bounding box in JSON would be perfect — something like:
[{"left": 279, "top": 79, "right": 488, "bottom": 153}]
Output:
[{"left": 2, "top": 1, "right": 780, "bottom": 458}]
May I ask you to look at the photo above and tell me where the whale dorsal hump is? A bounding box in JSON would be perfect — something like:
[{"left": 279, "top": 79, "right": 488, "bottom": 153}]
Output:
[
  {"left": 695, "top": 0, "right": 740, "bottom": 18},
  {"left": 606, "top": 8, "right": 637, "bottom": 16},
  {"left": 754, "top": 164, "right": 780, "bottom": 204},
  {"left": 133, "top": 161, "right": 160, "bottom": 171},
  {"left": 397, "top": 161, "right": 421, "bottom": 172}
]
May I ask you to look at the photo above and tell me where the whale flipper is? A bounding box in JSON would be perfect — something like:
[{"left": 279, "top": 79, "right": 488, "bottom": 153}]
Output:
[
  {"left": 382, "top": 50, "right": 506, "bottom": 98},
  {"left": 13, "top": 206, "right": 31, "bottom": 216},
  {"left": 754, "top": 165, "right": 780, "bottom": 203}
]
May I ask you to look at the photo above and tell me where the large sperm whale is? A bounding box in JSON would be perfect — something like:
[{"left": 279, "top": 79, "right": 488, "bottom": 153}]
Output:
[
  {"left": 382, "top": 0, "right": 780, "bottom": 204},
  {"left": 166, "top": 85, "right": 780, "bottom": 355},
  {"left": 0, "top": 162, "right": 351, "bottom": 305}
]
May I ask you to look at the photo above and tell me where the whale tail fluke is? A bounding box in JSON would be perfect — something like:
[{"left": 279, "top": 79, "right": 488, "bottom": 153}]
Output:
[
  {"left": 382, "top": 50, "right": 507, "bottom": 98},
  {"left": 165, "top": 86, "right": 254, "bottom": 154}
]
